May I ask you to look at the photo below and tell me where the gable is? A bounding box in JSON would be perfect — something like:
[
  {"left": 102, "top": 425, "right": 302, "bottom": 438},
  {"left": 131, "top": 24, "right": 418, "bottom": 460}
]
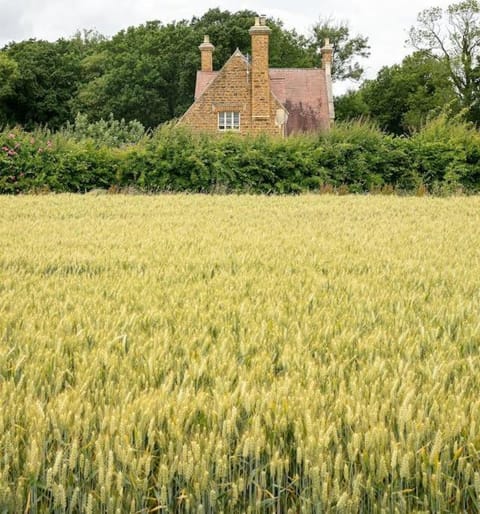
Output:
[
  {"left": 181, "top": 51, "right": 286, "bottom": 136},
  {"left": 182, "top": 52, "right": 250, "bottom": 128}
]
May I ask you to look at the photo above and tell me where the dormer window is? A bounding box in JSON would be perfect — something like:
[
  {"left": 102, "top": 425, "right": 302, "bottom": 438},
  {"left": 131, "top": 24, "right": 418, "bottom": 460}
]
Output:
[{"left": 218, "top": 111, "right": 240, "bottom": 131}]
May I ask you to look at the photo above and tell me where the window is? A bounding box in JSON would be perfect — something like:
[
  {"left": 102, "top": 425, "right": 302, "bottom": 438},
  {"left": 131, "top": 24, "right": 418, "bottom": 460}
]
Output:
[{"left": 218, "top": 111, "right": 240, "bottom": 131}]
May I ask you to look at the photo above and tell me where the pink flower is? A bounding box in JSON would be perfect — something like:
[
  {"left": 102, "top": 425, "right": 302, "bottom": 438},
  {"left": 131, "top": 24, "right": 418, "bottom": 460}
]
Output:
[
  {"left": 38, "top": 148, "right": 44, "bottom": 153},
  {"left": 2, "top": 146, "right": 9, "bottom": 152},
  {"left": 8, "top": 133, "right": 15, "bottom": 139},
  {"left": 46, "top": 140, "right": 52, "bottom": 148},
  {"left": 7, "top": 150, "right": 17, "bottom": 156},
  {"left": 14, "top": 143, "right": 20, "bottom": 149}
]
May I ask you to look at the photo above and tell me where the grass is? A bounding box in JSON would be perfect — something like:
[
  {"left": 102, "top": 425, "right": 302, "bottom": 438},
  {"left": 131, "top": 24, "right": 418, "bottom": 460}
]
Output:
[{"left": 1, "top": 194, "right": 480, "bottom": 513}]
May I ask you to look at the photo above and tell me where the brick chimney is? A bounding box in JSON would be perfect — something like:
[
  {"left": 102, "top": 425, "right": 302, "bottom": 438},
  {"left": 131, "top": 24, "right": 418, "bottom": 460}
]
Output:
[
  {"left": 249, "top": 15, "right": 271, "bottom": 120},
  {"left": 321, "top": 38, "right": 335, "bottom": 125},
  {"left": 199, "top": 35, "right": 215, "bottom": 72}
]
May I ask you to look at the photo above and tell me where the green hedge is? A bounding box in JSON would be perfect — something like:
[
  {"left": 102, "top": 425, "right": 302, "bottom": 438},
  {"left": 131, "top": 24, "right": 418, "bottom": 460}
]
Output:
[{"left": 1, "top": 116, "right": 480, "bottom": 194}]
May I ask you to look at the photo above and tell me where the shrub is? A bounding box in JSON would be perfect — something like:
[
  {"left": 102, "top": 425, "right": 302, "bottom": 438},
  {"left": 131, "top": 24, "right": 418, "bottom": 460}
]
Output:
[
  {"left": 1, "top": 114, "right": 480, "bottom": 194},
  {"left": 62, "top": 113, "right": 146, "bottom": 147}
]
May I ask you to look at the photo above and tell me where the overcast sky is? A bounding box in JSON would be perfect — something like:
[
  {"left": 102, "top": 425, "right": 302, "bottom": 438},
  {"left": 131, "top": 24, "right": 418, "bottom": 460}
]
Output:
[{"left": 1, "top": 0, "right": 453, "bottom": 92}]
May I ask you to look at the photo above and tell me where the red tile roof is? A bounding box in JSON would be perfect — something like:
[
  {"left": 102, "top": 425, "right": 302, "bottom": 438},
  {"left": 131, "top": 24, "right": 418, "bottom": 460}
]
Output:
[{"left": 194, "top": 67, "right": 330, "bottom": 134}]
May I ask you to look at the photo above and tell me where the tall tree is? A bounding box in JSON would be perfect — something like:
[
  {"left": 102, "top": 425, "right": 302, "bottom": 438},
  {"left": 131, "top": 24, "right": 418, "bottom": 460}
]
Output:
[
  {"left": 74, "top": 21, "right": 178, "bottom": 125},
  {"left": 2, "top": 38, "right": 93, "bottom": 129},
  {"left": 0, "top": 53, "right": 19, "bottom": 125},
  {"left": 408, "top": 0, "right": 480, "bottom": 120},
  {"left": 309, "top": 18, "right": 370, "bottom": 81},
  {"left": 362, "top": 52, "right": 457, "bottom": 133},
  {"left": 335, "top": 52, "right": 457, "bottom": 134},
  {"left": 334, "top": 89, "right": 370, "bottom": 122}
]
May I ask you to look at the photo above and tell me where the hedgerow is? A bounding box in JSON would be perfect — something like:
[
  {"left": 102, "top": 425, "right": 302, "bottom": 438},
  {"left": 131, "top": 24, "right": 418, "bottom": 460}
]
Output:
[{"left": 1, "top": 115, "right": 479, "bottom": 194}]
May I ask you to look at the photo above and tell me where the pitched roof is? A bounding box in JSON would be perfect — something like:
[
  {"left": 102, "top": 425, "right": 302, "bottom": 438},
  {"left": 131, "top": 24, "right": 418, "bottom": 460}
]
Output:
[
  {"left": 269, "top": 68, "right": 330, "bottom": 133},
  {"left": 194, "top": 67, "right": 330, "bottom": 134},
  {"left": 194, "top": 71, "right": 218, "bottom": 100}
]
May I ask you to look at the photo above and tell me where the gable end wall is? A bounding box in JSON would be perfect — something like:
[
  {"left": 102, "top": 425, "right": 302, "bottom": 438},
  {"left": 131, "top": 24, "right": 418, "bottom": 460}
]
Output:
[{"left": 181, "top": 54, "right": 284, "bottom": 136}]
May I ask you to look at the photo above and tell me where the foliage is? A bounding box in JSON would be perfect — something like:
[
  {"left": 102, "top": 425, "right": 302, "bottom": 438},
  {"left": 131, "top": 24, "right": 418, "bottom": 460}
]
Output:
[
  {"left": 62, "top": 113, "right": 146, "bottom": 147},
  {"left": 309, "top": 18, "right": 371, "bottom": 81},
  {"left": 363, "top": 52, "right": 458, "bottom": 134},
  {"left": 1, "top": 38, "right": 90, "bottom": 130},
  {"left": 1, "top": 195, "right": 480, "bottom": 512},
  {"left": 335, "top": 52, "right": 459, "bottom": 134},
  {"left": 1, "top": 117, "right": 480, "bottom": 194},
  {"left": 0, "top": 54, "right": 19, "bottom": 127},
  {"left": 409, "top": 110, "right": 480, "bottom": 190},
  {"left": 334, "top": 89, "right": 370, "bottom": 122},
  {"left": 408, "top": 0, "right": 480, "bottom": 122},
  {"left": 0, "top": 54, "right": 19, "bottom": 102},
  {"left": 192, "top": 9, "right": 312, "bottom": 69}
]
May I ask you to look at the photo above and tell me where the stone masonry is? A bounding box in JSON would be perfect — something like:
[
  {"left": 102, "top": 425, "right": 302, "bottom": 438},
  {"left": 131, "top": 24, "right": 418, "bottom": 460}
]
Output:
[
  {"left": 181, "top": 49, "right": 285, "bottom": 136},
  {"left": 250, "top": 16, "right": 271, "bottom": 122}
]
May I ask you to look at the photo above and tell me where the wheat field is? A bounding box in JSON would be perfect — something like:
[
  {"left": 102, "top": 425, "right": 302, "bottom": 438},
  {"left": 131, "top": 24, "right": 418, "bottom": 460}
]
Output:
[{"left": 1, "top": 194, "right": 480, "bottom": 513}]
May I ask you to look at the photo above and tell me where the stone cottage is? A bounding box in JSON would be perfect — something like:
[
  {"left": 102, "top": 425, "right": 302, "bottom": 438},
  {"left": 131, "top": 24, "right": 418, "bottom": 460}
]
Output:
[{"left": 180, "top": 15, "right": 335, "bottom": 137}]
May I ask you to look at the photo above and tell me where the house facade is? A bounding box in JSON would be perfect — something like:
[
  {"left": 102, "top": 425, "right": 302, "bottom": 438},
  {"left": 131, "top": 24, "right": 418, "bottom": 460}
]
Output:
[{"left": 180, "top": 16, "right": 335, "bottom": 137}]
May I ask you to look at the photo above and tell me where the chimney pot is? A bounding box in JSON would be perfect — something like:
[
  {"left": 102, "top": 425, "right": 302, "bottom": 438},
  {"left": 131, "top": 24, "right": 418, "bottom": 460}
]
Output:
[{"left": 260, "top": 15, "right": 267, "bottom": 26}]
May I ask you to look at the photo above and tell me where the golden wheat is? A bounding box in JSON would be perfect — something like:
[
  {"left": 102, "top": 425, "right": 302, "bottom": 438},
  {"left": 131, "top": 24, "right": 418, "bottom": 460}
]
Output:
[{"left": 0, "top": 194, "right": 480, "bottom": 513}]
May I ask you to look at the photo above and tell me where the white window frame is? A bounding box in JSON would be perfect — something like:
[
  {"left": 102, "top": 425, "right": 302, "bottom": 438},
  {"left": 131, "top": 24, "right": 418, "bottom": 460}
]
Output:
[{"left": 218, "top": 111, "right": 240, "bottom": 131}]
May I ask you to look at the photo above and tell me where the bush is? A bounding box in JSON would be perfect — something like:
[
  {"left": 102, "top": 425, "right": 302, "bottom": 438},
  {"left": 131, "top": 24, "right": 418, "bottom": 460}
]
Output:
[
  {"left": 409, "top": 113, "right": 480, "bottom": 191},
  {"left": 61, "top": 113, "right": 146, "bottom": 147},
  {"left": 1, "top": 115, "right": 480, "bottom": 194}
]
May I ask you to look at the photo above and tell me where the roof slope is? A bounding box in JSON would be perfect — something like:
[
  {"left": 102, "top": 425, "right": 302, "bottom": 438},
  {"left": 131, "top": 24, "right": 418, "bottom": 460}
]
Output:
[
  {"left": 194, "top": 71, "right": 218, "bottom": 100},
  {"left": 194, "top": 67, "right": 330, "bottom": 134}
]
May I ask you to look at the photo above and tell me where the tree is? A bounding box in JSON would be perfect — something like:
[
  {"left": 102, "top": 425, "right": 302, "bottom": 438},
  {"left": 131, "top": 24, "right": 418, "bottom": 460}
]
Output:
[
  {"left": 334, "top": 52, "right": 457, "bottom": 134},
  {"left": 361, "top": 52, "right": 457, "bottom": 134},
  {"left": 191, "top": 9, "right": 312, "bottom": 68},
  {"left": 0, "top": 53, "right": 19, "bottom": 100},
  {"left": 309, "top": 18, "right": 370, "bottom": 81},
  {"left": 0, "top": 53, "right": 19, "bottom": 126},
  {"left": 334, "top": 89, "right": 370, "bottom": 122},
  {"left": 2, "top": 38, "right": 93, "bottom": 129},
  {"left": 73, "top": 21, "right": 177, "bottom": 126},
  {"left": 408, "top": 0, "right": 480, "bottom": 120},
  {"left": 0, "top": 9, "right": 366, "bottom": 128}
]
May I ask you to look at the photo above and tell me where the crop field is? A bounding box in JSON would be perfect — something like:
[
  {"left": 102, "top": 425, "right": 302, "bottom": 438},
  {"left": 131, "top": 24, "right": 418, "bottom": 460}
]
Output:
[{"left": 1, "top": 194, "right": 480, "bottom": 513}]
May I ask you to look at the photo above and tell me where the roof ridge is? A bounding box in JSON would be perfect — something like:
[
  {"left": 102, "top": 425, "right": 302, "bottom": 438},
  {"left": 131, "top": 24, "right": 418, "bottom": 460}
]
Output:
[{"left": 269, "top": 67, "right": 322, "bottom": 71}]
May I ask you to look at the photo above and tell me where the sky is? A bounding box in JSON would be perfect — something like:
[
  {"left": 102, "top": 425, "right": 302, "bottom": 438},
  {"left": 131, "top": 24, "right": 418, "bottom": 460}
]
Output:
[{"left": 0, "top": 0, "right": 453, "bottom": 92}]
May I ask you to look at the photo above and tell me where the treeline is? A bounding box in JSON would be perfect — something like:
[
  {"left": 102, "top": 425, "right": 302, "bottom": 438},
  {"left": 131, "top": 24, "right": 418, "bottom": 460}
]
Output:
[
  {"left": 0, "top": 9, "right": 342, "bottom": 130},
  {"left": 336, "top": 1, "right": 480, "bottom": 133},
  {"left": 1, "top": 114, "right": 479, "bottom": 194},
  {"left": 0, "top": 2, "right": 478, "bottom": 136}
]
